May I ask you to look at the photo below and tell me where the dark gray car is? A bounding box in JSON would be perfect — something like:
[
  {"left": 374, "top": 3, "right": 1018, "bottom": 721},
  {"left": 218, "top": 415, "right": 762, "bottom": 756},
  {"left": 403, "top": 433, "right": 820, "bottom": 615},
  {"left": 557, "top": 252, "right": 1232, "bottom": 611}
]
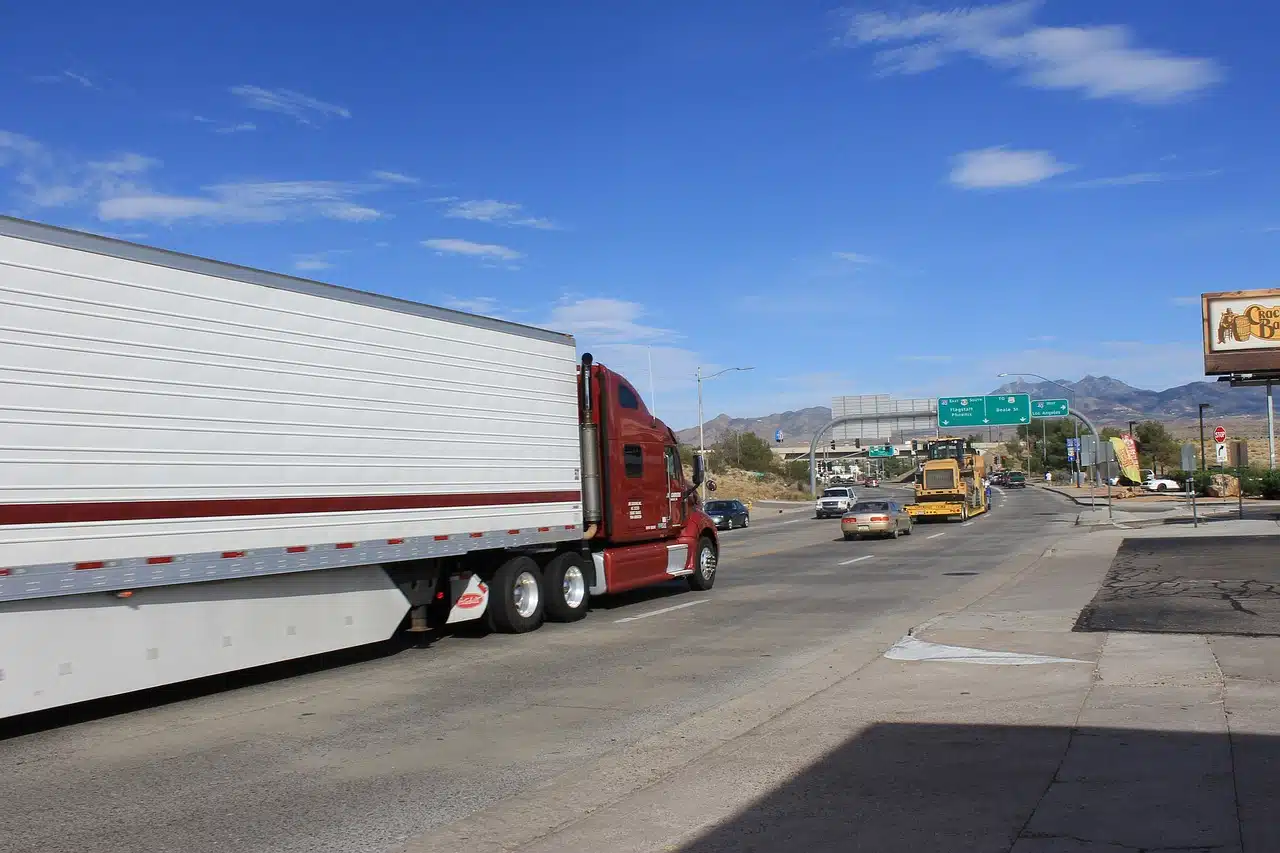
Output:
[{"left": 704, "top": 499, "right": 750, "bottom": 530}]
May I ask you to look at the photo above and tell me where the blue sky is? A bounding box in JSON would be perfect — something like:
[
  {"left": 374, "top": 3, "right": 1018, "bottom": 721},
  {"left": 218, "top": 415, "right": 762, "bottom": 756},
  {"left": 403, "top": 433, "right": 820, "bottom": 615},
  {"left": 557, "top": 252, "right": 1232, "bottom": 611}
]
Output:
[{"left": 4, "top": 1, "right": 1277, "bottom": 429}]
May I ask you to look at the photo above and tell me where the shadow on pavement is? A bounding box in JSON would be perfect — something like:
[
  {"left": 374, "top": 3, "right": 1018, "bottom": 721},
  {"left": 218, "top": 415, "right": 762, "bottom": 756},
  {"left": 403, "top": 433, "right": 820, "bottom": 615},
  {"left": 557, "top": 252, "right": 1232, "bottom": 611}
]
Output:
[{"left": 675, "top": 722, "right": 1275, "bottom": 853}]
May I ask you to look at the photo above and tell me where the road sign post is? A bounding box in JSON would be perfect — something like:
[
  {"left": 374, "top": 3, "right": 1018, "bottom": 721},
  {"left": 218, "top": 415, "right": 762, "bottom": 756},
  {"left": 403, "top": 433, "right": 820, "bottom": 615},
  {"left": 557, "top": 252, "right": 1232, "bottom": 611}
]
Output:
[
  {"left": 937, "top": 394, "right": 1031, "bottom": 429},
  {"left": 1031, "top": 398, "right": 1070, "bottom": 418}
]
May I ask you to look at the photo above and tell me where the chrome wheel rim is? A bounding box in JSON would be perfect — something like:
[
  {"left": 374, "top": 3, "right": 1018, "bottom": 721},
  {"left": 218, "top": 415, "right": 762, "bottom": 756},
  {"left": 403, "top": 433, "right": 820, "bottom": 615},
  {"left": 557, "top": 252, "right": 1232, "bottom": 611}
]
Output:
[
  {"left": 699, "top": 546, "right": 717, "bottom": 580},
  {"left": 512, "top": 570, "right": 540, "bottom": 618},
  {"left": 562, "top": 565, "right": 586, "bottom": 609}
]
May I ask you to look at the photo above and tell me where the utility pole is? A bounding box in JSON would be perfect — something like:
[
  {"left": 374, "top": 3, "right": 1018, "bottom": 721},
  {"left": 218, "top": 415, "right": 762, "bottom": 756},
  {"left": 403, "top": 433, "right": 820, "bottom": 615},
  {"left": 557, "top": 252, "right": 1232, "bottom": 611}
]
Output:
[
  {"left": 696, "top": 365, "right": 756, "bottom": 501},
  {"left": 1198, "top": 403, "right": 1211, "bottom": 472}
]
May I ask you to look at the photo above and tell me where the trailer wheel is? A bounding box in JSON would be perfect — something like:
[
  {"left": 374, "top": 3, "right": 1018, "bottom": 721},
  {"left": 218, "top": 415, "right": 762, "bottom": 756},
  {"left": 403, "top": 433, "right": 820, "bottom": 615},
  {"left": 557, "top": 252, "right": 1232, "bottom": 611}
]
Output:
[
  {"left": 543, "top": 553, "right": 590, "bottom": 623},
  {"left": 688, "top": 537, "right": 717, "bottom": 591},
  {"left": 488, "top": 556, "right": 545, "bottom": 634}
]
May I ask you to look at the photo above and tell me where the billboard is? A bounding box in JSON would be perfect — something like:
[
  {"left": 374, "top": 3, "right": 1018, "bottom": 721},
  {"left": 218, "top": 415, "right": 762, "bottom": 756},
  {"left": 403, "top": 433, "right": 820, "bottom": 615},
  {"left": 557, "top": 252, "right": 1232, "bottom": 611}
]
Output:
[{"left": 1203, "top": 288, "right": 1280, "bottom": 374}]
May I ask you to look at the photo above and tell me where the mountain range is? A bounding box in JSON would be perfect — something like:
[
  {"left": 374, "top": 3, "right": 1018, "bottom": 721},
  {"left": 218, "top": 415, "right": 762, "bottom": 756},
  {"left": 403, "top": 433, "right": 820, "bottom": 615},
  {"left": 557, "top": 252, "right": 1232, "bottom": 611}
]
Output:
[{"left": 676, "top": 376, "right": 1270, "bottom": 445}]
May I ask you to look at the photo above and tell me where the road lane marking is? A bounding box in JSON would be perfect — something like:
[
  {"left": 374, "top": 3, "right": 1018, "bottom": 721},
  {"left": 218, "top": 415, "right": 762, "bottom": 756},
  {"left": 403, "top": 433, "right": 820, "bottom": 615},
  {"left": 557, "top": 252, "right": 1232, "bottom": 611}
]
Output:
[
  {"left": 885, "top": 635, "right": 1087, "bottom": 666},
  {"left": 961, "top": 521, "right": 974, "bottom": 527},
  {"left": 614, "top": 600, "right": 708, "bottom": 623},
  {"left": 839, "top": 555, "right": 873, "bottom": 566},
  {"left": 781, "top": 519, "right": 804, "bottom": 525},
  {"left": 927, "top": 532, "right": 947, "bottom": 539}
]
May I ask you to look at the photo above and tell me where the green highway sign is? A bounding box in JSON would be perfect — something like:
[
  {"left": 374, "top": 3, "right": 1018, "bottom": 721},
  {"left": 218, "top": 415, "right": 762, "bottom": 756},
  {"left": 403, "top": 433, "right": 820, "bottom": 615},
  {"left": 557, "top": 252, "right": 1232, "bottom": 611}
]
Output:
[
  {"left": 867, "top": 445, "right": 897, "bottom": 458},
  {"left": 937, "top": 394, "right": 1031, "bottom": 428},
  {"left": 1031, "top": 398, "right": 1070, "bottom": 418}
]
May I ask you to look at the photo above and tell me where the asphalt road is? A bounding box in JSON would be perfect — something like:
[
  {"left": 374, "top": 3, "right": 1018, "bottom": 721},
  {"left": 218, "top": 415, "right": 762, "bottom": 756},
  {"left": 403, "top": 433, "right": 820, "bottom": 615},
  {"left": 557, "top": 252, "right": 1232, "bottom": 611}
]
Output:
[{"left": 0, "top": 486, "right": 1076, "bottom": 853}]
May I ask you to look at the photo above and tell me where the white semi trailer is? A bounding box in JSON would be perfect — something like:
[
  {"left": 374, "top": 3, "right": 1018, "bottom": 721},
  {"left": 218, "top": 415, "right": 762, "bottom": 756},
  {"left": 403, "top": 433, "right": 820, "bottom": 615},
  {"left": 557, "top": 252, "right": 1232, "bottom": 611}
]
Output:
[{"left": 0, "top": 217, "right": 718, "bottom": 719}]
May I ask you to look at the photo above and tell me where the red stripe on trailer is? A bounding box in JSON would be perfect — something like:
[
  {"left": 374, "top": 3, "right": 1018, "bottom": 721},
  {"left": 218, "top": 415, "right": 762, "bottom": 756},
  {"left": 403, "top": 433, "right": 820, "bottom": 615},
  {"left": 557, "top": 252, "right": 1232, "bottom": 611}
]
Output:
[
  {"left": 469, "top": 532, "right": 483, "bottom": 538},
  {"left": 75, "top": 561, "right": 105, "bottom": 570},
  {"left": 335, "top": 542, "right": 356, "bottom": 549},
  {"left": 286, "top": 546, "right": 308, "bottom": 553},
  {"left": 507, "top": 529, "right": 520, "bottom": 535},
  {"left": 0, "top": 568, "right": 10, "bottom": 576},
  {"left": 0, "top": 490, "right": 582, "bottom": 526},
  {"left": 538, "top": 527, "right": 550, "bottom": 532},
  {"left": 221, "top": 551, "right": 246, "bottom": 559},
  {"left": 433, "top": 535, "right": 449, "bottom": 541},
  {"left": 146, "top": 556, "right": 174, "bottom": 565},
  {"left": 386, "top": 538, "right": 405, "bottom": 545}
]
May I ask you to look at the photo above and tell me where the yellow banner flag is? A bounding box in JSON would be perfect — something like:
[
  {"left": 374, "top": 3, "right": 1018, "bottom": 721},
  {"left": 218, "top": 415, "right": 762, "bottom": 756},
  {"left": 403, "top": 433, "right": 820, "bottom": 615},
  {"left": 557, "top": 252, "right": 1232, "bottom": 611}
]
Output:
[{"left": 1109, "top": 436, "right": 1142, "bottom": 484}]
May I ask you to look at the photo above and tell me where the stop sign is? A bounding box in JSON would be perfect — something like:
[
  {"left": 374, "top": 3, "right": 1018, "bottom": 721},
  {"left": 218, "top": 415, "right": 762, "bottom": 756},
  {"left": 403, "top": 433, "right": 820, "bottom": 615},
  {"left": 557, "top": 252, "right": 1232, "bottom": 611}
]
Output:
[{"left": 1214, "top": 426, "right": 1227, "bottom": 443}]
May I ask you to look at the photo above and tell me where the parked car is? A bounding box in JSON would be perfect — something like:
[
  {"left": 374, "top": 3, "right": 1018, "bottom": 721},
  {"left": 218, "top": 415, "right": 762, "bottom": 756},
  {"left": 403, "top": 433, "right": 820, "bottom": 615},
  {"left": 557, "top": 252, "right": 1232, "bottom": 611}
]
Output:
[
  {"left": 1142, "top": 477, "right": 1180, "bottom": 492},
  {"left": 841, "top": 500, "right": 913, "bottom": 540},
  {"left": 816, "top": 486, "right": 858, "bottom": 519},
  {"left": 1005, "top": 472, "right": 1027, "bottom": 489},
  {"left": 703, "top": 499, "right": 750, "bottom": 530}
]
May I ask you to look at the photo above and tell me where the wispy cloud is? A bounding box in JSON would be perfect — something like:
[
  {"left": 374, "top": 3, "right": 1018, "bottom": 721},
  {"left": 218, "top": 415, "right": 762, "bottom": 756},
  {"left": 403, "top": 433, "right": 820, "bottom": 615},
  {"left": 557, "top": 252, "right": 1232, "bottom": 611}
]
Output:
[
  {"left": 100, "top": 182, "right": 385, "bottom": 224},
  {"left": 832, "top": 251, "right": 875, "bottom": 263},
  {"left": 422, "top": 238, "right": 523, "bottom": 262},
  {"left": 371, "top": 170, "right": 419, "bottom": 185},
  {"left": 33, "top": 70, "right": 97, "bottom": 89},
  {"left": 440, "top": 198, "right": 559, "bottom": 230},
  {"left": 1028, "top": 335, "right": 1057, "bottom": 343},
  {"left": 1067, "top": 169, "right": 1221, "bottom": 189},
  {"left": 546, "top": 297, "right": 676, "bottom": 344},
  {"left": 1171, "top": 296, "right": 1200, "bottom": 307},
  {"left": 229, "top": 85, "right": 351, "bottom": 125},
  {"left": 843, "top": 1, "right": 1224, "bottom": 104},
  {"left": 949, "top": 146, "right": 1072, "bottom": 189},
  {"left": 443, "top": 295, "right": 501, "bottom": 314},
  {"left": 0, "top": 131, "right": 411, "bottom": 227},
  {"left": 214, "top": 122, "right": 257, "bottom": 134}
]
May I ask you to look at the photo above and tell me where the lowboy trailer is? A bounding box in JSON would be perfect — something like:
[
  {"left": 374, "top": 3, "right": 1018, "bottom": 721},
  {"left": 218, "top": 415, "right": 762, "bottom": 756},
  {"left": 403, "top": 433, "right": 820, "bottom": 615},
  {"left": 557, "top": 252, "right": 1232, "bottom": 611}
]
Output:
[{"left": 0, "top": 216, "right": 719, "bottom": 719}]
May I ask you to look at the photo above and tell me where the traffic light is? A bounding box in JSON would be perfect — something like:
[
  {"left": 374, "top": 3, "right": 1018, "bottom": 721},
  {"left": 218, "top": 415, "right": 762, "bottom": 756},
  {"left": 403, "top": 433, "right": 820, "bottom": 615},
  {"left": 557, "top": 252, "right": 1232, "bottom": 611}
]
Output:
[
  {"left": 854, "top": 438, "right": 861, "bottom": 449},
  {"left": 830, "top": 440, "right": 836, "bottom": 451},
  {"left": 911, "top": 440, "right": 919, "bottom": 453}
]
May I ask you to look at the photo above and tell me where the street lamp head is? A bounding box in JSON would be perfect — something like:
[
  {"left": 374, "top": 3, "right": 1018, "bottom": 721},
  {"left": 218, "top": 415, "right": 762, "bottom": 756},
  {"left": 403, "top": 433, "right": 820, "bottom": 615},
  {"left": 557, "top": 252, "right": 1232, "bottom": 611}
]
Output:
[{"left": 997, "top": 372, "right": 1010, "bottom": 378}]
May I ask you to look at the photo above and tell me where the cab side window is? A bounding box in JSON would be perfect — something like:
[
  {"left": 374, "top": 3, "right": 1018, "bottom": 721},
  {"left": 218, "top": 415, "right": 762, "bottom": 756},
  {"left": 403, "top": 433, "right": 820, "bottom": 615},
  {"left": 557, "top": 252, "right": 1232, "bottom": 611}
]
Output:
[
  {"left": 624, "top": 444, "right": 643, "bottom": 478},
  {"left": 617, "top": 384, "right": 640, "bottom": 410},
  {"left": 665, "top": 447, "right": 680, "bottom": 480}
]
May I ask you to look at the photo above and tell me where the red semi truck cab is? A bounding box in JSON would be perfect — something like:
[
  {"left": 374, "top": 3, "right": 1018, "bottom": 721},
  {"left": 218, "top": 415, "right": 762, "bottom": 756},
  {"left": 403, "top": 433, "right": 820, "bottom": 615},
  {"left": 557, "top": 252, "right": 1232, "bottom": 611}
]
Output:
[{"left": 578, "top": 355, "right": 719, "bottom": 595}]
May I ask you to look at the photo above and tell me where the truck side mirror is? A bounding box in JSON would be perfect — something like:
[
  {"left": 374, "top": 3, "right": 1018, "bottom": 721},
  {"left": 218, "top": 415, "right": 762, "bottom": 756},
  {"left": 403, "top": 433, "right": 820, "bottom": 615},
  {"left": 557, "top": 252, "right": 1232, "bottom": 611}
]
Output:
[{"left": 692, "top": 454, "right": 705, "bottom": 486}]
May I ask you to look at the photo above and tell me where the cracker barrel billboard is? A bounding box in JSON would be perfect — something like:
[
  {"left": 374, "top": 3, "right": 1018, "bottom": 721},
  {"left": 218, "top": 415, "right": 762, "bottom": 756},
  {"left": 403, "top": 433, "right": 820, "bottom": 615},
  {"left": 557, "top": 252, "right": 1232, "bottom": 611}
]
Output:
[{"left": 1203, "top": 288, "right": 1280, "bottom": 374}]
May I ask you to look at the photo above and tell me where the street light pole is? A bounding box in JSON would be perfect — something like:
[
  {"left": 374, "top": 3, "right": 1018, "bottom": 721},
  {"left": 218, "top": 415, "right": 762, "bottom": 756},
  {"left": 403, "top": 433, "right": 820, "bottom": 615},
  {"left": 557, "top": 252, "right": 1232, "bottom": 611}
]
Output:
[
  {"left": 695, "top": 365, "right": 755, "bottom": 501},
  {"left": 1198, "top": 403, "right": 1211, "bottom": 472},
  {"left": 998, "top": 372, "right": 1080, "bottom": 485}
]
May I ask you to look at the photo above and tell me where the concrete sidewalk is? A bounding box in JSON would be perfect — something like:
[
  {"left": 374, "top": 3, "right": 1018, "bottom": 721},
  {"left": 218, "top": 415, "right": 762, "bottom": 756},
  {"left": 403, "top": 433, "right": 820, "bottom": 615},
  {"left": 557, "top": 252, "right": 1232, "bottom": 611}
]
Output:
[{"left": 400, "top": 522, "right": 1280, "bottom": 853}]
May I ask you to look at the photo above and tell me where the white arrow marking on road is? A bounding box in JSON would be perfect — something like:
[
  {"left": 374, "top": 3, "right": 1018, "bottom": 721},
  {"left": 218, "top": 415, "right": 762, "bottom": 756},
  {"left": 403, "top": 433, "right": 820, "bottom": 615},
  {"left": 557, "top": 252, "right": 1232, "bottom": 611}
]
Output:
[
  {"left": 885, "top": 635, "right": 1087, "bottom": 666},
  {"left": 839, "top": 555, "right": 874, "bottom": 566},
  {"left": 927, "top": 532, "right": 947, "bottom": 539},
  {"left": 614, "top": 600, "right": 708, "bottom": 623}
]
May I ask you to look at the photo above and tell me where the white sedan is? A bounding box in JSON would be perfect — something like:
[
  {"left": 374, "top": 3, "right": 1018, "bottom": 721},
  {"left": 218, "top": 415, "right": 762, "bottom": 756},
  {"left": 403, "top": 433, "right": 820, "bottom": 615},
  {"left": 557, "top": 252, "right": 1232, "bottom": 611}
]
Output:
[{"left": 1142, "top": 477, "right": 1180, "bottom": 492}]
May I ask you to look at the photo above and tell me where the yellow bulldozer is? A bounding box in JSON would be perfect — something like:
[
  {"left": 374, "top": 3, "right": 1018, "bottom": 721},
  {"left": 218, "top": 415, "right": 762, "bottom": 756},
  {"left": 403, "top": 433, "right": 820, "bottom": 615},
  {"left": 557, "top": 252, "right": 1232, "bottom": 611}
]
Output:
[{"left": 906, "top": 436, "right": 988, "bottom": 523}]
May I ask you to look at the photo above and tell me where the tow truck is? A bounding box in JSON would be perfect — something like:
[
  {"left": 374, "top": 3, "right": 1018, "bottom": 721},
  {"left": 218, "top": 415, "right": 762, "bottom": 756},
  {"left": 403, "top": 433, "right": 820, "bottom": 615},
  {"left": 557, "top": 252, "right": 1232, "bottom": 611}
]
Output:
[{"left": 906, "top": 437, "right": 989, "bottom": 522}]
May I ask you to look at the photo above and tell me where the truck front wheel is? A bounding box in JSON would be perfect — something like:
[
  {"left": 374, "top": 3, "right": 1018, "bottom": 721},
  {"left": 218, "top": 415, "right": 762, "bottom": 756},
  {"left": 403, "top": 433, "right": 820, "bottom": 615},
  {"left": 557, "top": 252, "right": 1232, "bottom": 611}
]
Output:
[
  {"left": 488, "top": 556, "right": 545, "bottom": 633},
  {"left": 543, "top": 552, "right": 590, "bottom": 623},
  {"left": 687, "top": 537, "right": 718, "bottom": 591}
]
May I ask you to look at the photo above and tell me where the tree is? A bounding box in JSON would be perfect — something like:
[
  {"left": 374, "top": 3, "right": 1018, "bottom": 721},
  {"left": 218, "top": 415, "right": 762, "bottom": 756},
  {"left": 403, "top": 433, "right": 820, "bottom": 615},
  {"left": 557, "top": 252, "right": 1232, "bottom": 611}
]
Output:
[
  {"left": 710, "top": 430, "right": 776, "bottom": 474},
  {"left": 1134, "top": 421, "right": 1178, "bottom": 472}
]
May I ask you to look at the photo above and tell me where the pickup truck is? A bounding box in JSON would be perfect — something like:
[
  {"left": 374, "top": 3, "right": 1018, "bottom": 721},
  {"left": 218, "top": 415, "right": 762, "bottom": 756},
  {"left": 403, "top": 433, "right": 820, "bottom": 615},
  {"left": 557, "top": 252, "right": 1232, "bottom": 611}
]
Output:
[
  {"left": 1005, "top": 472, "right": 1027, "bottom": 489},
  {"left": 816, "top": 486, "right": 858, "bottom": 518}
]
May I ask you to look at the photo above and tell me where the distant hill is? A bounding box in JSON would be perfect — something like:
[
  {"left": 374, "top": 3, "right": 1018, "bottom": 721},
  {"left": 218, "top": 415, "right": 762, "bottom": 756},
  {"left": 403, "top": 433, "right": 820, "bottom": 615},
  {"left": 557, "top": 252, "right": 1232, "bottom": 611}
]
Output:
[
  {"left": 674, "top": 406, "right": 832, "bottom": 446},
  {"left": 677, "top": 376, "right": 1269, "bottom": 445},
  {"left": 989, "top": 375, "right": 1269, "bottom": 421}
]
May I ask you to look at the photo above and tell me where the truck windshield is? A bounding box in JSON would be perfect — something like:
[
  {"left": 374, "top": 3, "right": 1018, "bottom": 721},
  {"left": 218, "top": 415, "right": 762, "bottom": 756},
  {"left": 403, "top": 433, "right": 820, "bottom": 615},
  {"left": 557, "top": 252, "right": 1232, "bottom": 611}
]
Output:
[{"left": 822, "top": 489, "right": 849, "bottom": 498}]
